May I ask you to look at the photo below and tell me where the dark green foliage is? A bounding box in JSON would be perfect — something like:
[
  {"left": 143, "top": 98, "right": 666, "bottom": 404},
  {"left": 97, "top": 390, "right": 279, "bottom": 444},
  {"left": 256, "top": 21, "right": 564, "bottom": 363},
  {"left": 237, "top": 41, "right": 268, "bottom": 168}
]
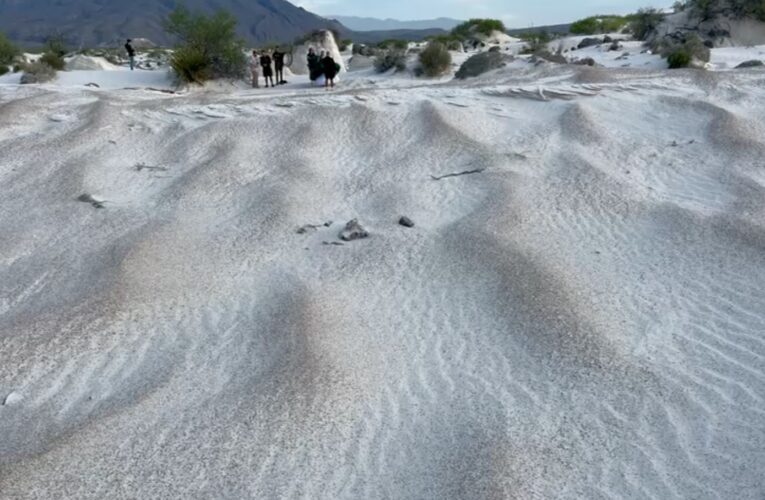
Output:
[
  {"left": 517, "top": 31, "right": 551, "bottom": 54},
  {"left": 377, "top": 39, "right": 408, "bottom": 50},
  {"left": 164, "top": 5, "right": 246, "bottom": 82},
  {"left": 0, "top": 32, "right": 19, "bottom": 66},
  {"left": 45, "top": 35, "right": 68, "bottom": 57},
  {"left": 452, "top": 19, "right": 506, "bottom": 38},
  {"left": 418, "top": 42, "right": 452, "bottom": 77},
  {"left": 628, "top": 8, "right": 665, "bottom": 41},
  {"left": 427, "top": 34, "right": 463, "bottom": 51},
  {"left": 170, "top": 46, "right": 212, "bottom": 83},
  {"left": 374, "top": 49, "right": 407, "bottom": 73},
  {"left": 570, "top": 15, "right": 628, "bottom": 35},
  {"left": 339, "top": 39, "right": 353, "bottom": 51},
  {"left": 40, "top": 51, "right": 65, "bottom": 70},
  {"left": 667, "top": 50, "right": 691, "bottom": 68},
  {"left": 0, "top": 65, "right": 8, "bottom": 76}
]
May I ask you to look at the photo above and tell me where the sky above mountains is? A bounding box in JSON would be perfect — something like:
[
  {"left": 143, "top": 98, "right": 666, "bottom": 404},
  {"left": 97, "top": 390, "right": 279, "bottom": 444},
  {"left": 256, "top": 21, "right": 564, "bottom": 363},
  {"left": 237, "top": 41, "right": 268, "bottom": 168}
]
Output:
[{"left": 300, "top": 0, "right": 669, "bottom": 28}]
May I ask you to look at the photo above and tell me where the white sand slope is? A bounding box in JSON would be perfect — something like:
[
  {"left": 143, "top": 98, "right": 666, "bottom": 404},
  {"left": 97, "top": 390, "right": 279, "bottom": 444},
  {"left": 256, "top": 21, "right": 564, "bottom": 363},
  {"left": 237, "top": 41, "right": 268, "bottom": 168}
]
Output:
[{"left": 0, "top": 64, "right": 764, "bottom": 499}]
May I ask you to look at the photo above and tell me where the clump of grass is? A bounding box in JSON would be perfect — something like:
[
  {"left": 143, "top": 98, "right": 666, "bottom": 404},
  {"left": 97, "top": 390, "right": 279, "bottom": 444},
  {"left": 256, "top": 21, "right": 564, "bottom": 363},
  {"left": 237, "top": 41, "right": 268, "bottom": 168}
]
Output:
[{"left": 418, "top": 42, "right": 452, "bottom": 77}]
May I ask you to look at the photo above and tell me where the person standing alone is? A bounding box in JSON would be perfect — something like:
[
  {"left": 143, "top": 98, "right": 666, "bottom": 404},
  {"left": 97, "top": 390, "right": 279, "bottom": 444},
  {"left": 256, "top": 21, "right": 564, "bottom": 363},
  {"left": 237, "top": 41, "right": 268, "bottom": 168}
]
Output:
[{"left": 125, "top": 39, "right": 136, "bottom": 71}]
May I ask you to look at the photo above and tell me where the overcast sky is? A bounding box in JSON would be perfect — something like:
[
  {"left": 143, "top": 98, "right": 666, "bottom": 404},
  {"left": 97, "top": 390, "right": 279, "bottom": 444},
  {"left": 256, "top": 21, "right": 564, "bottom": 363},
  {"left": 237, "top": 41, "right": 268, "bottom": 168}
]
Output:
[{"left": 297, "top": 0, "right": 670, "bottom": 28}]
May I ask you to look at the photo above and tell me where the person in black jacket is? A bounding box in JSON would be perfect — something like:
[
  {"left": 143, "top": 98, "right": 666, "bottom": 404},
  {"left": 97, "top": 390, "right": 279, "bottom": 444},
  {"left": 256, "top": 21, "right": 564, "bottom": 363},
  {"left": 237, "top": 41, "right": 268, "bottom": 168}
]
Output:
[
  {"left": 307, "top": 48, "right": 321, "bottom": 83},
  {"left": 260, "top": 52, "right": 274, "bottom": 88},
  {"left": 125, "top": 39, "right": 136, "bottom": 71},
  {"left": 273, "top": 48, "right": 286, "bottom": 84},
  {"left": 321, "top": 53, "right": 338, "bottom": 89}
]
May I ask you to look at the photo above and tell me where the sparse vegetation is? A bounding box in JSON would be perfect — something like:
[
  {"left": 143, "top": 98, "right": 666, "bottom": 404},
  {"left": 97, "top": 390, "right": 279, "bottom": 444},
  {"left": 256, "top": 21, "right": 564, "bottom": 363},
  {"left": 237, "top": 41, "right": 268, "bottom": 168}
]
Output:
[
  {"left": 374, "top": 49, "right": 407, "bottom": 73},
  {"left": 517, "top": 31, "right": 552, "bottom": 54},
  {"left": 455, "top": 51, "right": 507, "bottom": 79},
  {"left": 20, "top": 61, "right": 57, "bottom": 83},
  {"left": 339, "top": 39, "right": 353, "bottom": 51},
  {"left": 452, "top": 19, "right": 507, "bottom": 39},
  {"left": 418, "top": 42, "right": 452, "bottom": 77},
  {"left": 40, "top": 51, "right": 65, "bottom": 70},
  {"left": 0, "top": 32, "right": 20, "bottom": 69},
  {"left": 570, "top": 15, "right": 629, "bottom": 35},
  {"left": 628, "top": 8, "right": 665, "bottom": 41},
  {"left": 377, "top": 39, "right": 408, "bottom": 50},
  {"left": 667, "top": 49, "right": 692, "bottom": 68},
  {"left": 164, "top": 5, "right": 246, "bottom": 83},
  {"left": 680, "top": 0, "right": 765, "bottom": 21},
  {"left": 427, "top": 34, "right": 464, "bottom": 51}
]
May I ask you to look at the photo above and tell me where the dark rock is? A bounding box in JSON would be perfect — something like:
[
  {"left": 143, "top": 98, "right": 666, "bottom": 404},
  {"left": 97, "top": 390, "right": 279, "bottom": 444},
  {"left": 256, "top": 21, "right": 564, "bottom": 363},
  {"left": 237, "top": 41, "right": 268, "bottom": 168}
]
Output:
[
  {"left": 339, "top": 219, "right": 369, "bottom": 241},
  {"left": 608, "top": 41, "right": 621, "bottom": 51},
  {"left": 77, "top": 193, "right": 105, "bottom": 209},
  {"left": 577, "top": 37, "right": 603, "bottom": 49},
  {"left": 603, "top": 35, "right": 613, "bottom": 43},
  {"left": 573, "top": 57, "right": 596, "bottom": 66},
  {"left": 488, "top": 46, "right": 501, "bottom": 53},
  {"left": 534, "top": 51, "right": 567, "bottom": 64},
  {"left": 704, "top": 40, "right": 714, "bottom": 49},
  {"left": 85, "top": 82, "right": 100, "bottom": 88},
  {"left": 707, "top": 29, "right": 730, "bottom": 38},
  {"left": 455, "top": 51, "right": 510, "bottom": 79},
  {"left": 736, "top": 60, "right": 764, "bottom": 69},
  {"left": 399, "top": 216, "right": 415, "bottom": 228}
]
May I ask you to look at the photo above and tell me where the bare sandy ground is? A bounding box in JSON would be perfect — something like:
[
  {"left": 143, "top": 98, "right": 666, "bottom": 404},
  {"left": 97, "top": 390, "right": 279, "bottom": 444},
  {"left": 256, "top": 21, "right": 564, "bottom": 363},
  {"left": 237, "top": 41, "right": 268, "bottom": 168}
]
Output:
[{"left": 1, "top": 65, "right": 764, "bottom": 499}]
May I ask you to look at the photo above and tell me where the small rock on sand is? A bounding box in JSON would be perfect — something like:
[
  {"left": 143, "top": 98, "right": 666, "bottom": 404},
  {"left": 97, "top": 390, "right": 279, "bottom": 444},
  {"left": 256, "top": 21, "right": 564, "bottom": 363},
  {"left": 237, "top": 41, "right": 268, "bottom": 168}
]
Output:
[
  {"left": 399, "top": 216, "right": 415, "bottom": 228},
  {"left": 339, "top": 219, "right": 369, "bottom": 241}
]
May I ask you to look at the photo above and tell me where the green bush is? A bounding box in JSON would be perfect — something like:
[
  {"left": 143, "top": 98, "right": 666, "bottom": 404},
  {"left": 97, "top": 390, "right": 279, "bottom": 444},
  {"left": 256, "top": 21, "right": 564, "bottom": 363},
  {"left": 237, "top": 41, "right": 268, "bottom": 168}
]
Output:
[
  {"left": 0, "top": 65, "right": 8, "bottom": 76},
  {"left": 667, "top": 50, "right": 691, "bottom": 68},
  {"left": 452, "top": 19, "right": 506, "bottom": 38},
  {"left": 418, "top": 42, "right": 452, "bottom": 77},
  {"left": 45, "top": 35, "right": 68, "bottom": 57},
  {"left": 518, "top": 31, "right": 551, "bottom": 54},
  {"left": 164, "top": 5, "right": 246, "bottom": 83},
  {"left": 40, "top": 52, "right": 65, "bottom": 70},
  {"left": 374, "top": 49, "right": 407, "bottom": 73},
  {"left": 570, "top": 15, "right": 628, "bottom": 35},
  {"left": 628, "top": 8, "right": 665, "bottom": 40},
  {"left": 377, "top": 39, "right": 408, "bottom": 50},
  {"left": 0, "top": 32, "right": 19, "bottom": 66},
  {"left": 170, "top": 47, "right": 212, "bottom": 83},
  {"left": 339, "top": 39, "right": 353, "bottom": 51}
]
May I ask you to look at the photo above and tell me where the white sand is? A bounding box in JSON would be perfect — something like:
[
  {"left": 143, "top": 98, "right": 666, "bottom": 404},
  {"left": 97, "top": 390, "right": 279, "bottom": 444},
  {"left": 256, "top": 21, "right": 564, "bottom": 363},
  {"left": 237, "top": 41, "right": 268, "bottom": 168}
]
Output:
[{"left": 1, "top": 59, "right": 764, "bottom": 499}]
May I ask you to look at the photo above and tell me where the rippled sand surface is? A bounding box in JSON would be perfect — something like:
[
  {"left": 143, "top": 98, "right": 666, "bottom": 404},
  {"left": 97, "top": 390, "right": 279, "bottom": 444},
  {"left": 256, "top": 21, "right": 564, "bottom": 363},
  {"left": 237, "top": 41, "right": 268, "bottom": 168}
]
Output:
[{"left": 1, "top": 66, "right": 764, "bottom": 499}]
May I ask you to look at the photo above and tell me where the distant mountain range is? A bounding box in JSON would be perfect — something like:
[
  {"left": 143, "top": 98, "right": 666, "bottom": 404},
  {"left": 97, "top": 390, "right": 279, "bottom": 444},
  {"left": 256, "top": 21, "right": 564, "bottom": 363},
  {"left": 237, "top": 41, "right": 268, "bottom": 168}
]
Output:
[
  {"left": 328, "top": 16, "right": 462, "bottom": 32},
  {"left": 0, "top": 0, "right": 346, "bottom": 47}
]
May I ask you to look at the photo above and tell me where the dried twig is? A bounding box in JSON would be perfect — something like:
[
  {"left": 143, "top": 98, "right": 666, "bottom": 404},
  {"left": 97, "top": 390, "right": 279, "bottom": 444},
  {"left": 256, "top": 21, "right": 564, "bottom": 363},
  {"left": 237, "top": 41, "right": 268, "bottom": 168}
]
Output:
[{"left": 430, "top": 168, "right": 485, "bottom": 181}]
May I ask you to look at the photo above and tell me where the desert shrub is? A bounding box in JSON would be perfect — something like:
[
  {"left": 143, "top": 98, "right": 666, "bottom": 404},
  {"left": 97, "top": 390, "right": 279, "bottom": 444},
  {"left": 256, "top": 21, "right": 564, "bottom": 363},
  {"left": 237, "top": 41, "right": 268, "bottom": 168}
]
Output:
[
  {"left": 428, "top": 34, "right": 463, "bottom": 51},
  {"left": 686, "top": 0, "right": 765, "bottom": 20},
  {"left": 0, "top": 65, "right": 8, "bottom": 76},
  {"left": 452, "top": 19, "right": 506, "bottom": 38},
  {"left": 570, "top": 15, "right": 628, "bottom": 34},
  {"left": 40, "top": 51, "right": 65, "bottom": 70},
  {"left": 44, "top": 35, "right": 68, "bottom": 57},
  {"left": 377, "top": 39, "right": 408, "bottom": 50},
  {"left": 164, "top": 5, "right": 246, "bottom": 83},
  {"left": 0, "top": 32, "right": 19, "bottom": 66},
  {"left": 20, "top": 61, "right": 57, "bottom": 83},
  {"left": 170, "top": 46, "right": 212, "bottom": 83},
  {"left": 339, "top": 39, "right": 353, "bottom": 51},
  {"left": 518, "top": 31, "right": 551, "bottom": 54},
  {"left": 374, "top": 49, "right": 407, "bottom": 73},
  {"left": 667, "top": 49, "right": 691, "bottom": 68},
  {"left": 418, "top": 42, "right": 452, "bottom": 77},
  {"left": 628, "top": 8, "right": 665, "bottom": 41}
]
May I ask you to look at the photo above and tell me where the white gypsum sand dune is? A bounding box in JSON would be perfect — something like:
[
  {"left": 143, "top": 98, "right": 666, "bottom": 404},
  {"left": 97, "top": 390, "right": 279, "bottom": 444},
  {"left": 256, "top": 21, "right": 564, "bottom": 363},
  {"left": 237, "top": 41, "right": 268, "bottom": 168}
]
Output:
[{"left": 0, "top": 64, "right": 764, "bottom": 499}]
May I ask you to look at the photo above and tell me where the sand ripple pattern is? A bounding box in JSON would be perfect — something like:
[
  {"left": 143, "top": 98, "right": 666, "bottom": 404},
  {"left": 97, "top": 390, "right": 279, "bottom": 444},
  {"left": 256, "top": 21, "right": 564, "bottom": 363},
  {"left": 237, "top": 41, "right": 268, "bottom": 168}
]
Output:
[{"left": 1, "top": 67, "right": 764, "bottom": 499}]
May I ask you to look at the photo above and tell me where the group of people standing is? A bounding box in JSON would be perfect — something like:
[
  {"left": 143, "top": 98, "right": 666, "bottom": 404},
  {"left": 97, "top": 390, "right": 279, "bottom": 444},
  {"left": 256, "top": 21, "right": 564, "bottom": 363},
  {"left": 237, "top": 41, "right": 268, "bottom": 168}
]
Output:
[
  {"left": 250, "top": 49, "right": 286, "bottom": 88},
  {"left": 307, "top": 48, "right": 339, "bottom": 89},
  {"left": 249, "top": 47, "right": 339, "bottom": 90}
]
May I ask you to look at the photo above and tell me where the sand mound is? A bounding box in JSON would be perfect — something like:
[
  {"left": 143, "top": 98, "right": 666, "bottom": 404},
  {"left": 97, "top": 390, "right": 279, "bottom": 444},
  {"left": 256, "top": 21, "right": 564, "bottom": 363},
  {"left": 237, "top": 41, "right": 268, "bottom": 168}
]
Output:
[{"left": 65, "top": 55, "right": 119, "bottom": 71}]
